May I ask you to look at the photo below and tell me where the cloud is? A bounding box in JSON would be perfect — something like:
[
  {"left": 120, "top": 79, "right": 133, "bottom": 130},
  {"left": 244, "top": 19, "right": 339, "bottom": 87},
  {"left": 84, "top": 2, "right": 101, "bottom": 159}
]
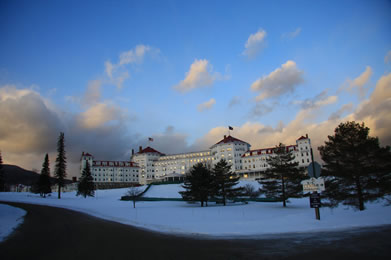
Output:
[
  {"left": 77, "top": 103, "right": 126, "bottom": 129},
  {"left": 197, "top": 98, "right": 216, "bottom": 112},
  {"left": 328, "top": 103, "right": 353, "bottom": 121},
  {"left": 294, "top": 90, "right": 338, "bottom": 109},
  {"left": 354, "top": 72, "right": 391, "bottom": 144},
  {"left": 340, "top": 66, "right": 373, "bottom": 98},
  {"left": 174, "top": 59, "right": 217, "bottom": 93},
  {"left": 250, "top": 102, "right": 273, "bottom": 118},
  {"left": 194, "top": 73, "right": 391, "bottom": 162},
  {"left": 0, "top": 85, "right": 137, "bottom": 178},
  {"left": 104, "top": 44, "right": 159, "bottom": 89},
  {"left": 228, "top": 96, "right": 241, "bottom": 108},
  {"left": 251, "top": 60, "right": 304, "bottom": 101},
  {"left": 119, "top": 45, "right": 151, "bottom": 66},
  {"left": 83, "top": 79, "right": 102, "bottom": 105},
  {"left": 385, "top": 50, "right": 391, "bottom": 64},
  {"left": 242, "top": 29, "right": 267, "bottom": 58},
  {"left": 282, "top": 27, "right": 302, "bottom": 39}
]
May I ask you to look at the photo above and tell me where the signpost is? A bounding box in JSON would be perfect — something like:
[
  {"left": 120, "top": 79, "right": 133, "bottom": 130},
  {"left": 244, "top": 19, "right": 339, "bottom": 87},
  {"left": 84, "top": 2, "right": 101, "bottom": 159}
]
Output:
[{"left": 301, "top": 144, "right": 324, "bottom": 220}]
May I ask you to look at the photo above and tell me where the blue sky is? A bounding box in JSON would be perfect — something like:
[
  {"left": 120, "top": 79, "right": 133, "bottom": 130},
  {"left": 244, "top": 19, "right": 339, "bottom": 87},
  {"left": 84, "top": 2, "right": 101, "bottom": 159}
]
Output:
[{"left": 1, "top": 0, "right": 390, "bottom": 176}]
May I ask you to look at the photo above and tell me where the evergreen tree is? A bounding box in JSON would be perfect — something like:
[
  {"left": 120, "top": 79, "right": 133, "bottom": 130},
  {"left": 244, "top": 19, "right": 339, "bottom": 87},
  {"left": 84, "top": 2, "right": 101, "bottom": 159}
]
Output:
[
  {"left": 0, "top": 151, "right": 5, "bottom": 192},
  {"left": 179, "top": 163, "right": 213, "bottom": 207},
  {"left": 77, "top": 161, "right": 95, "bottom": 198},
  {"left": 319, "top": 121, "right": 391, "bottom": 211},
  {"left": 37, "top": 153, "right": 52, "bottom": 197},
  {"left": 54, "top": 132, "right": 67, "bottom": 199},
  {"left": 212, "top": 159, "right": 243, "bottom": 206},
  {"left": 259, "top": 143, "right": 305, "bottom": 207}
]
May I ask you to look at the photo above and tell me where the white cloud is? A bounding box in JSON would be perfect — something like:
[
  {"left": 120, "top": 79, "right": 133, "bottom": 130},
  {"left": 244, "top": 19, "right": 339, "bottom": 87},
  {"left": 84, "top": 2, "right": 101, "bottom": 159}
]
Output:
[
  {"left": 197, "top": 98, "right": 216, "bottom": 112},
  {"left": 251, "top": 60, "right": 304, "bottom": 101},
  {"left": 385, "top": 50, "right": 391, "bottom": 64},
  {"left": 119, "top": 45, "right": 151, "bottom": 66},
  {"left": 104, "top": 44, "right": 158, "bottom": 89},
  {"left": 174, "top": 59, "right": 217, "bottom": 93},
  {"left": 242, "top": 29, "right": 267, "bottom": 58},
  {"left": 282, "top": 27, "right": 302, "bottom": 39}
]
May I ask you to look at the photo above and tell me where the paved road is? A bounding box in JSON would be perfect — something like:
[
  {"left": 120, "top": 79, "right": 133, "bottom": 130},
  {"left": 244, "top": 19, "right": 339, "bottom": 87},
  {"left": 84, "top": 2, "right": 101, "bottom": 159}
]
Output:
[{"left": 1, "top": 202, "right": 391, "bottom": 260}]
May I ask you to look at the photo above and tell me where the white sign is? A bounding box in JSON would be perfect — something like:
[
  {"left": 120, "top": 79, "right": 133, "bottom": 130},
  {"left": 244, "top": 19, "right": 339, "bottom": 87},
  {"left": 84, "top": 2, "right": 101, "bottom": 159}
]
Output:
[{"left": 301, "top": 177, "right": 325, "bottom": 193}]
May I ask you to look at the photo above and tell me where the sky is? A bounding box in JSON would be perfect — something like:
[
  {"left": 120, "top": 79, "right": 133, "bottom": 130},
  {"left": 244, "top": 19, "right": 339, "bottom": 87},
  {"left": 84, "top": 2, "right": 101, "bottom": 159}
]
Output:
[{"left": 1, "top": 0, "right": 390, "bottom": 177}]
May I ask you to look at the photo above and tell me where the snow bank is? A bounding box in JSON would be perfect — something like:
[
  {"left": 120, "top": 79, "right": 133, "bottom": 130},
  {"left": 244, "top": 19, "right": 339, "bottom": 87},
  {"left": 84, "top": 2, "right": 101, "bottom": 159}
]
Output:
[
  {"left": 0, "top": 204, "right": 26, "bottom": 242},
  {"left": 143, "top": 181, "right": 261, "bottom": 199},
  {"left": 1, "top": 184, "right": 391, "bottom": 238},
  {"left": 143, "top": 184, "right": 184, "bottom": 198}
]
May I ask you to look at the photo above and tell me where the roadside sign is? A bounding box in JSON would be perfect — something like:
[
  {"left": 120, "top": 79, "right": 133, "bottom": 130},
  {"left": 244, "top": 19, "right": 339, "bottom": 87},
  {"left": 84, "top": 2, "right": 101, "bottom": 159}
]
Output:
[
  {"left": 310, "top": 193, "right": 321, "bottom": 208},
  {"left": 308, "top": 161, "right": 322, "bottom": 178},
  {"left": 301, "top": 177, "right": 325, "bottom": 193}
]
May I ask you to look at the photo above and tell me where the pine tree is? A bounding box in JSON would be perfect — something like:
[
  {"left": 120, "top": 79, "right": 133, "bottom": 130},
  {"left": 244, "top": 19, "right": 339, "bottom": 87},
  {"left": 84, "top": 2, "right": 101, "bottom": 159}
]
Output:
[
  {"left": 319, "top": 121, "right": 391, "bottom": 211},
  {"left": 259, "top": 143, "right": 305, "bottom": 207},
  {"left": 0, "top": 151, "right": 5, "bottom": 192},
  {"left": 37, "top": 153, "right": 52, "bottom": 197},
  {"left": 212, "top": 159, "right": 243, "bottom": 206},
  {"left": 54, "top": 132, "right": 67, "bottom": 199},
  {"left": 77, "top": 161, "right": 95, "bottom": 198},
  {"left": 179, "top": 163, "right": 213, "bottom": 207}
]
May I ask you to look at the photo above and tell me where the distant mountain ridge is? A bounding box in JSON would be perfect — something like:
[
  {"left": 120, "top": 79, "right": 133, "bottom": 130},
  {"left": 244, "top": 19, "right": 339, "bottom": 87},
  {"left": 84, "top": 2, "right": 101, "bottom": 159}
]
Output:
[{"left": 2, "top": 164, "right": 72, "bottom": 186}]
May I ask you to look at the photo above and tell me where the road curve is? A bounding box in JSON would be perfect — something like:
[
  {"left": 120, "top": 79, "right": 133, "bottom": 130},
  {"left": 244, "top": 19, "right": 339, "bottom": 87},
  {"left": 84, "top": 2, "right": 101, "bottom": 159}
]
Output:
[{"left": 1, "top": 202, "right": 391, "bottom": 260}]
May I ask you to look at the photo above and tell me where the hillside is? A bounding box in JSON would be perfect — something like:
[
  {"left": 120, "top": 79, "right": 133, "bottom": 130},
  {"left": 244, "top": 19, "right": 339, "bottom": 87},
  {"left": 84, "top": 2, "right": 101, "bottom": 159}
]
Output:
[{"left": 1, "top": 164, "right": 72, "bottom": 186}]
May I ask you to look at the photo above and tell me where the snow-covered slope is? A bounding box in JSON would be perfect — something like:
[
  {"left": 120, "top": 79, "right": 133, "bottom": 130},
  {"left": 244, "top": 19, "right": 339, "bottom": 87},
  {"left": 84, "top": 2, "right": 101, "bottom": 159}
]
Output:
[{"left": 1, "top": 183, "right": 391, "bottom": 238}]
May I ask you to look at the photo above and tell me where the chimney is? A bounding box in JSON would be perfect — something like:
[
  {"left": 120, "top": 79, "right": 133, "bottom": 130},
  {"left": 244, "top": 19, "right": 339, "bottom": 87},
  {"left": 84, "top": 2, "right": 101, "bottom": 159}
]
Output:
[
  {"left": 132, "top": 149, "right": 134, "bottom": 155},
  {"left": 224, "top": 135, "right": 226, "bottom": 139},
  {"left": 306, "top": 134, "right": 308, "bottom": 138},
  {"left": 139, "top": 146, "right": 142, "bottom": 152}
]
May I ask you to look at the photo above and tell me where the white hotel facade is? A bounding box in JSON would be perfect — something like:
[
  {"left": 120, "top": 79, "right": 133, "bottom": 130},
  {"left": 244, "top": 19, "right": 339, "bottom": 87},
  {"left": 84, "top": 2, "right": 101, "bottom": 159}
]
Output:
[{"left": 80, "top": 134, "right": 313, "bottom": 185}]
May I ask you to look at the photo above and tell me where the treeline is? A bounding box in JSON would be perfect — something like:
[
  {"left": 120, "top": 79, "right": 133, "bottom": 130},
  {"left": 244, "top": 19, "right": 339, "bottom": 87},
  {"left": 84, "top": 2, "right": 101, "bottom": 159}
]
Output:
[{"left": 179, "top": 160, "right": 243, "bottom": 207}]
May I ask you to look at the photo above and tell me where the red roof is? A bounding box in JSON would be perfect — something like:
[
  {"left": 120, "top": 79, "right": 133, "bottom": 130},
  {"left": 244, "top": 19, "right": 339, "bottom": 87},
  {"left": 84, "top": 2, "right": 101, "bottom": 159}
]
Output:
[
  {"left": 297, "top": 136, "right": 308, "bottom": 141},
  {"left": 242, "top": 145, "right": 297, "bottom": 157},
  {"left": 93, "top": 161, "right": 139, "bottom": 168},
  {"left": 137, "top": 146, "right": 164, "bottom": 155},
  {"left": 212, "top": 135, "right": 249, "bottom": 147}
]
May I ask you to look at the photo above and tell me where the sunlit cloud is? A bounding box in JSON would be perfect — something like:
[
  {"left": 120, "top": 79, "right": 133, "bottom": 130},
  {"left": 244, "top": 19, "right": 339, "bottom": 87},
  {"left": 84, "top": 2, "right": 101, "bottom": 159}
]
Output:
[
  {"left": 197, "top": 98, "right": 216, "bottom": 112},
  {"left": 251, "top": 60, "right": 304, "bottom": 101},
  {"left": 340, "top": 66, "right": 373, "bottom": 98},
  {"left": 0, "top": 84, "right": 136, "bottom": 177},
  {"left": 242, "top": 29, "right": 267, "bottom": 58},
  {"left": 174, "top": 59, "right": 218, "bottom": 93}
]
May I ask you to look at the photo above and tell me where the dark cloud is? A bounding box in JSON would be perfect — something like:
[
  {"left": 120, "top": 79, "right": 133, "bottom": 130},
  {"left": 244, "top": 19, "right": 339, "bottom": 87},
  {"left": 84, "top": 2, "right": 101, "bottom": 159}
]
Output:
[{"left": 0, "top": 86, "right": 138, "bottom": 177}]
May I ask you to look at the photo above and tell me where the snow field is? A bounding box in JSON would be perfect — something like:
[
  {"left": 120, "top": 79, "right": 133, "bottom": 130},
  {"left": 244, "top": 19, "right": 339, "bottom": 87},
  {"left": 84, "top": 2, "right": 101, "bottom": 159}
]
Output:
[{"left": 0, "top": 182, "right": 391, "bottom": 238}]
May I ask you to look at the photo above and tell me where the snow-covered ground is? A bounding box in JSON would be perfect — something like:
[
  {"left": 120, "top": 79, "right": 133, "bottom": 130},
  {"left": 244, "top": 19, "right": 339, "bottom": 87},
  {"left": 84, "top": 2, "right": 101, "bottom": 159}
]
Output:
[
  {"left": 144, "top": 180, "right": 262, "bottom": 198},
  {"left": 1, "top": 183, "right": 391, "bottom": 238},
  {"left": 0, "top": 204, "right": 26, "bottom": 242}
]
